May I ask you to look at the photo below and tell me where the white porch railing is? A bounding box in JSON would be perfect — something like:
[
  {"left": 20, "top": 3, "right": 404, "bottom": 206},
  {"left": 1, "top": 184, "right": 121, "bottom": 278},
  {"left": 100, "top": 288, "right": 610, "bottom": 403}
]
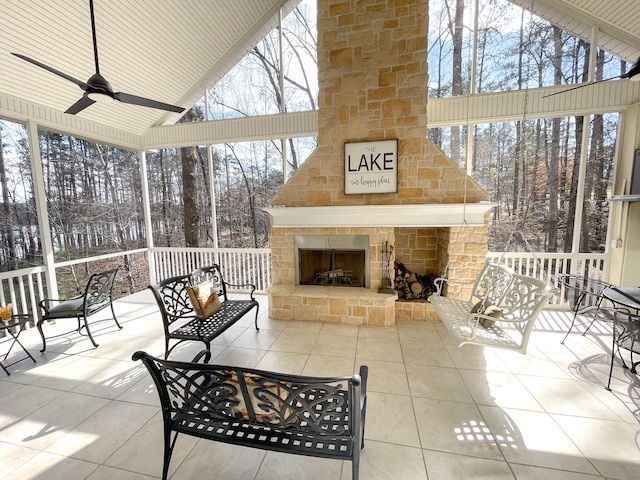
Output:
[
  {"left": 149, "top": 247, "right": 272, "bottom": 292},
  {"left": 487, "top": 252, "right": 607, "bottom": 281},
  {"left": 0, "top": 265, "right": 47, "bottom": 325},
  {"left": 487, "top": 251, "right": 608, "bottom": 306},
  {"left": 0, "top": 249, "right": 606, "bottom": 325}
]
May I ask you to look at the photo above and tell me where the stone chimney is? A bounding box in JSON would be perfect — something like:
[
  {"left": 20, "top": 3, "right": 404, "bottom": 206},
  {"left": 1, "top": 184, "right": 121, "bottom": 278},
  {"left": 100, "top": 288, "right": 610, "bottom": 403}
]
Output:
[{"left": 266, "top": 0, "right": 493, "bottom": 326}]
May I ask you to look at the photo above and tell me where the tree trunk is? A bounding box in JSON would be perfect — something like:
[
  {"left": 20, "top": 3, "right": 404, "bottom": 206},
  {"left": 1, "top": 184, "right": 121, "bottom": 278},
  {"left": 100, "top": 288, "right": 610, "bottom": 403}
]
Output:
[
  {"left": 449, "top": 0, "right": 464, "bottom": 163},
  {"left": 181, "top": 113, "right": 200, "bottom": 249}
]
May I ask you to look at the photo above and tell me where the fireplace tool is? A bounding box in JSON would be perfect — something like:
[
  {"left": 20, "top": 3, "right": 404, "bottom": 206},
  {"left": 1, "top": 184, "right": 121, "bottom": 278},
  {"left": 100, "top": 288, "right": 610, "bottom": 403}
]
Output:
[{"left": 378, "top": 241, "right": 395, "bottom": 294}]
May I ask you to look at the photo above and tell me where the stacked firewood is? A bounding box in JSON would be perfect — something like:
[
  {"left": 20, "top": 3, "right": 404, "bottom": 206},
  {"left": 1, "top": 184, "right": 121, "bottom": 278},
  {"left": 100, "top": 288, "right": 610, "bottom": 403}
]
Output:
[{"left": 394, "top": 262, "right": 437, "bottom": 300}]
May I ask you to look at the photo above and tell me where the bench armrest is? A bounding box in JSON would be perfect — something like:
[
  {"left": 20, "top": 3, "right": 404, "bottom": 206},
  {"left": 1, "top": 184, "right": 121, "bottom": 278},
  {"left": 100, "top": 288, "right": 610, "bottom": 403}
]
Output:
[
  {"left": 432, "top": 276, "right": 477, "bottom": 296},
  {"left": 224, "top": 282, "right": 257, "bottom": 298}
]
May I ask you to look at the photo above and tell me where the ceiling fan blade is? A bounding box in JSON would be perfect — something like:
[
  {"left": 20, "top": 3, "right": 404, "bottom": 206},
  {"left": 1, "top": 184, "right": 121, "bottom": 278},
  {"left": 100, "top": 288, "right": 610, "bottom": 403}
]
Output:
[
  {"left": 114, "top": 91, "right": 184, "bottom": 113},
  {"left": 542, "top": 75, "right": 623, "bottom": 98},
  {"left": 622, "top": 56, "right": 640, "bottom": 79},
  {"left": 65, "top": 95, "right": 96, "bottom": 115},
  {"left": 11, "top": 53, "right": 88, "bottom": 90}
]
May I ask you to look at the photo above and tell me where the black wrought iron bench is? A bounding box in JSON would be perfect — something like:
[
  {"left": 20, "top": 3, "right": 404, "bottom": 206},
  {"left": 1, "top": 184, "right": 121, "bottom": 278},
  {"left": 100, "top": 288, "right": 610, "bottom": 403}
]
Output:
[
  {"left": 133, "top": 350, "right": 368, "bottom": 480},
  {"left": 38, "top": 266, "right": 121, "bottom": 351},
  {"left": 149, "top": 264, "right": 259, "bottom": 359}
]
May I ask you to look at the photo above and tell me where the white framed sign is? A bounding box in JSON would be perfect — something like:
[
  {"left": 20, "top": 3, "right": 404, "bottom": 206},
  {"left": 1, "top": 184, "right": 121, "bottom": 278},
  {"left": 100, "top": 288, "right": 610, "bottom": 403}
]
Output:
[{"left": 344, "top": 139, "right": 398, "bottom": 194}]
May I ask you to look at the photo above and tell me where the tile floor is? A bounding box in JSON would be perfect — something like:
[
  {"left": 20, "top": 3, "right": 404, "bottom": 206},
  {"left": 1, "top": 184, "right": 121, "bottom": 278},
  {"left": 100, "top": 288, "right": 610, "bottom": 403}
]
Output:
[{"left": 0, "top": 290, "right": 639, "bottom": 479}]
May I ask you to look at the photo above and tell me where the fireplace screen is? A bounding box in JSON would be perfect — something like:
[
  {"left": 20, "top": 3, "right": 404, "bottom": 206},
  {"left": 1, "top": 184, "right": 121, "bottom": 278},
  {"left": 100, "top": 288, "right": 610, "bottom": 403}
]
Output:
[
  {"left": 299, "top": 249, "right": 366, "bottom": 287},
  {"left": 295, "top": 235, "right": 369, "bottom": 288}
]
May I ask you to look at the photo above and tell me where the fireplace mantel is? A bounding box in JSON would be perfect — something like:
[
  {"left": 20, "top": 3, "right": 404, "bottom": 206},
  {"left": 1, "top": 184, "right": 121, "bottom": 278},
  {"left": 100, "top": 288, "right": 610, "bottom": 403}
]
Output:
[{"left": 265, "top": 203, "right": 496, "bottom": 228}]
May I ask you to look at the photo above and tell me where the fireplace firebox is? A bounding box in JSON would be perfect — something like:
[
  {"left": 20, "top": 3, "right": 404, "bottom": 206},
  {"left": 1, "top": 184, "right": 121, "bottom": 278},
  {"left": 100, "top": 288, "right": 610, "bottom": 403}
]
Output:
[{"left": 295, "top": 235, "right": 369, "bottom": 288}]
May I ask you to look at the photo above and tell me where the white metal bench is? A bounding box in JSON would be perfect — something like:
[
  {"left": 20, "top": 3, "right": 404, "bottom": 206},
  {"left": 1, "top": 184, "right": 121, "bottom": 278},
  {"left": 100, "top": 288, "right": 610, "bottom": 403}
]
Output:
[{"left": 430, "top": 263, "right": 553, "bottom": 354}]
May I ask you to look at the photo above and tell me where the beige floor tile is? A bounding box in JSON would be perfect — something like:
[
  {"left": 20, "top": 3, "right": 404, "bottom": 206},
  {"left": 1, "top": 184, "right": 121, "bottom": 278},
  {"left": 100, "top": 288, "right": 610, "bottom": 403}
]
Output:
[
  {"left": 342, "top": 440, "right": 428, "bottom": 480},
  {"left": 357, "top": 325, "right": 399, "bottom": 339},
  {"left": 0, "top": 441, "right": 39, "bottom": 479},
  {"left": 412, "top": 397, "right": 504, "bottom": 460},
  {"left": 209, "top": 326, "right": 247, "bottom": 346},
  {"left": 553, "top": 414, "right": 640, "bottom": 480},
  {"left": 71, "top": 359, "right": 147, "bottom": 400},
  {"left": 26, "top": 354, "right": 109, "bottom": 391},
  {"left": 358, "top": 358, "right": 409, "bottom": 395},
  {"left": 0, "top": 375, "right": 34, "bottom": 396},
  {"left": 302, "top": 355, "right": 356, "bottom": 376},
  {"left": 270, "top": 331, "right": 318, "bottom": 354},
  {"left": 520, "top": 375, "right": 619, "bottom": 419},
  {"left": 255, "top": 350, "right": 309, "bottom": 374},
  {"left": 401, "top": 340, "right": 455, "bottom": 367},
  {"left": 115, "top": 374, "right": 160, "bottom": 406},
  {"left": 282, "top": 321, "right": 323, "bottom": 335},
  {"left": 257, "top": 450, "right": 342, "bottom": 480},
  {"left": 397, "top": 319, "right": 442, "bottom": 344},
  {"left": 459, "top": 370, "right": 544, "bottom": 411},
  {"left": 0, "top": 384, "right": 66, "bottom": 430},
  {"left": 365, "top": 391, "right": 421, "bottom": 447},
  {"left": 210, "top": 346, "right": 266, "bottom": 368},
  {"left": 479, "top": 406, "right": 599, "bottom": 475},
  {"left": 495, "top": 349, "right": 572, "bottom": 378},
  {"left": 171, "top": 440, "right": 265, "bottom": 480},
  {"left": 311, "top": 333, "right": 357, "bottom": 358},
  {"left": 45, "top": 400, "right": 157, "bottom": 463},
  {"left": 230, "top": 328, "right": 281, "bottom": 350},
  {"left": 0, "top": 391, "right": 109, "bottom": 450},
  {"left": 509, "top": 463, "right": 605, "bottom": 479},
  {"left": 7, "top": 451, "right": 99, "bottom": 480},
  {"left": 406, "top": 364, "right": 473, "bottom": 402},
  {"left": 320, "top": 322, "right": 359, "bottom": 337},
  {"left": 86, "top": 465, "right": 157, "bottom": 480},
  {"left": 105, "top": 412, "right": 198, "bottom": 477},
  {"left": 356, "top": 336, "right": 403, "bottom": 362},
  {"left": 445, "top": 343, "right": 510, "bottom": 372},
  {"left": 423, "top": 449, "right": 515, "bottom": 479}
]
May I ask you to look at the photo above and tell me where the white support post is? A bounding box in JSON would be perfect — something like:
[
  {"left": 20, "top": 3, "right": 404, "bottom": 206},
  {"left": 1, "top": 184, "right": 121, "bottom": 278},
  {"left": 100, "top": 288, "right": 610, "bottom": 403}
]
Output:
[
  {"left": 139, "top": 150, "right": 156, "bottom": 284},
  {"left": 208, "top": 145, "right": 219, "bottom": 252},
  {"left": 27, "top": 120, "right": 58, "bottom": 297},
  {"left": 571, "top": 27, "right": 599, "bottom": 257}
]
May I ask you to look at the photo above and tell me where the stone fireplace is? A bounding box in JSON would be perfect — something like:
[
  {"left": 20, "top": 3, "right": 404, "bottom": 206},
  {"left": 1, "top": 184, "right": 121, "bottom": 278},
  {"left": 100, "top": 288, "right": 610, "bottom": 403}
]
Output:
[{"left": 264, "top": 0, "right": 493, "bottom": 326}]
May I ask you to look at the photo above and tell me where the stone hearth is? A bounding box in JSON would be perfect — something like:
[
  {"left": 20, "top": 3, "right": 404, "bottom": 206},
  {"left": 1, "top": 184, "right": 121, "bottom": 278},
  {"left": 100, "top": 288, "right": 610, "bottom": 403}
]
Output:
[{"left": 265, "top": 0, "right": 493, "bottom": 326}]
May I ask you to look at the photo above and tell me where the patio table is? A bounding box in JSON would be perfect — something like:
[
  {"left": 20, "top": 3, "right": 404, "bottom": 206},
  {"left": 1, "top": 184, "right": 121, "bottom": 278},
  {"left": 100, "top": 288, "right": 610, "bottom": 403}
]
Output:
[
  {"left": 0, "top": 314, "right": 36, "bottom": 375},
  {"left": 602, "top": 286, "right": 640, "bottom": 312}
]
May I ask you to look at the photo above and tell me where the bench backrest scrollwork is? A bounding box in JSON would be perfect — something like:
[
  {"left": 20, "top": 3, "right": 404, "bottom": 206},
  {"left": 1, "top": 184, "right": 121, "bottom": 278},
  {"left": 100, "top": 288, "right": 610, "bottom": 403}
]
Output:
[{"left": 133, "top": 351, "right": 365, "bottom": 437}]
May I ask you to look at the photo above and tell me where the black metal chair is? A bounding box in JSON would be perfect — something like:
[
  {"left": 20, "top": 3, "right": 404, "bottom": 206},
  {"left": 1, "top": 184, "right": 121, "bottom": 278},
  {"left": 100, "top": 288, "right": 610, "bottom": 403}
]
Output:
[
  {"left": 38, "top": 266, "right": 121, "bottom": 351},
  {"left": 606, "top": 310, "right": 640, "bottom": 391},
  {"left": 554, "top": 274, "right": 615, "bottom": 344}
]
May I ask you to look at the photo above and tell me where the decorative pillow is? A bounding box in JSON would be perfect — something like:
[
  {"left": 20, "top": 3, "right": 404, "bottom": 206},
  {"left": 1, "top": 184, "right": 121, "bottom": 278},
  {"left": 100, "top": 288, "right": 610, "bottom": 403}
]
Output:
[
  {"left": 187, "top": 280, "right": 222, "bottom": 317},
  {"left": 470, "top": 300, "right": 503, "bottom": 328},
  {"left": 223, "top": 371, "right": 297, "bottom": 426}
]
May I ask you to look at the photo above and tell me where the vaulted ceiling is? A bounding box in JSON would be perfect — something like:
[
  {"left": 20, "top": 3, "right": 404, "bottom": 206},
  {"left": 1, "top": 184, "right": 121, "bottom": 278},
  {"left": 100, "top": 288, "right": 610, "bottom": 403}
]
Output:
[
  {"left": 0, "top": 0, "right": 295, "bottom": 137},
  {"left": 1, "top": 0, "right": 639, "bottom": 142}
]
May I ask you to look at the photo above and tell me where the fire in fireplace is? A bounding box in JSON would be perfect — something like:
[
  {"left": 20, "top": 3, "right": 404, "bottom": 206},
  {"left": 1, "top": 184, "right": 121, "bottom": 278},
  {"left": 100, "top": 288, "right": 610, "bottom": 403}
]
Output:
[{"left": 295, "top": 235, "right": 369, "bottom": 288}]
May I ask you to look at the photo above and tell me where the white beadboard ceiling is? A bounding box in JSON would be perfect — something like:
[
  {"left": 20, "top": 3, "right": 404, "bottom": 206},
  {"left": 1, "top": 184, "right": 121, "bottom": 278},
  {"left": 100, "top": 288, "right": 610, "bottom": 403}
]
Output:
[
  {"left": 0, "top": 0, "right": 294, "bottom": 137},
  {"left": 0, "top": 0, "right": 639, "bottom": 143},
  {"left": 510, "top": 0, "right": 640, "bottom": 63}
]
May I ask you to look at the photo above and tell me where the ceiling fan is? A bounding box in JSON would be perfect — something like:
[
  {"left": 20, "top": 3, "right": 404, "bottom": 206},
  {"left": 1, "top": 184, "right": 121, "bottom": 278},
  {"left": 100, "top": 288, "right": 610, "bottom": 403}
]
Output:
[
  {"left": 543, "top": 56, "right": 640, "bottom": 98},
  {"left": 11, "top": 0, "right": 184, "bottom": 115}
]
